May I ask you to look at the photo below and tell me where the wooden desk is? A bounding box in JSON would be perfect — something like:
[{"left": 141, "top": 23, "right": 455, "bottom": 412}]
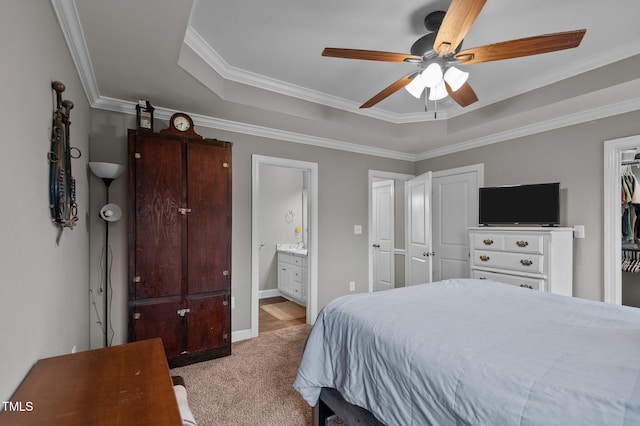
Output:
[{"left": 0, "top": 338, "right": 182, "bottom": 425}]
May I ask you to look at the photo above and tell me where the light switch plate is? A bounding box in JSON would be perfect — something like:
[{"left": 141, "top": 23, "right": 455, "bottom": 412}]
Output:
[
  {"left": 573, "top": 225, "right": 585, "bottom": 239},
  {"left": 354, "top": 225, "right": 362, "bottom": 234}
]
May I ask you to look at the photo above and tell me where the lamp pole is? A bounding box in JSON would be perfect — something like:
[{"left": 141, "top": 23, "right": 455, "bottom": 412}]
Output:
[{"left": 102, "top": 177, "right": 114, "bottom": 347}]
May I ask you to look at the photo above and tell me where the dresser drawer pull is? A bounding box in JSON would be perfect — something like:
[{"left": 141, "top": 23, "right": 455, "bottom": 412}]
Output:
[
  {"left": 479, "top": 277, "right": 487, "bottom": 280},
  {"left": 516, "top": 240, "right": 529, "bottom": 248},
  {"left": 483, "top": 239, "right": 494, "bottom": 245},
  {"left": 520, "top": 259, "right": 533, "bottom": 266},
  {"left": 520, "top": 284, "right": 534, "bottom": 289},
  {"left": 479, "top": 255, "right": 490, "bottom": 262}
]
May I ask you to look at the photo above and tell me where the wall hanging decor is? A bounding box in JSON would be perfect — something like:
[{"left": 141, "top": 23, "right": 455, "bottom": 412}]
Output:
[{"left": 48, "top": 81, "right": 81, "bottom": 244}]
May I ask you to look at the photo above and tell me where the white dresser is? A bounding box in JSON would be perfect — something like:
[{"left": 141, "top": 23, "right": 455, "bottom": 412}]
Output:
[
  {"left": 469, "top": 227, "right": 574, "bottom": 296},
  {"left": 277, "top": 251, "right": 308, "bottom": 304}
]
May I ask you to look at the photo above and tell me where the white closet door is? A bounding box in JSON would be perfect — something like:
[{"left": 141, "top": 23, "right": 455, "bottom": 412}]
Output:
[
  {"left": 406, "top": 172, "right": 432, "bottom": 286},
  {"left": 432, "top": 168, "right": 480, "bottom": 281},
  {"left": 372, "top": 180, "right": 394, "bottom": 291}
]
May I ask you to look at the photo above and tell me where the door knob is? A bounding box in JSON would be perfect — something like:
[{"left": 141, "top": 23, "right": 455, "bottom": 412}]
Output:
[{"left": 372, "top": 244, "right": 380, "bottom": 248}]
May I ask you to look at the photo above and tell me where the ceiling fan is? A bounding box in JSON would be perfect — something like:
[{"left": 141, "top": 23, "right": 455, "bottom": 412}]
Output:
[{"left": 322, "top": 0, "right": 586, "bottom": 110}]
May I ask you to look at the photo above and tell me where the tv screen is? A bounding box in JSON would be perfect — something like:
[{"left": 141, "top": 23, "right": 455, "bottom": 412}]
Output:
[{"left": 479, "top": 182, "right": 560, "bottom": 225}]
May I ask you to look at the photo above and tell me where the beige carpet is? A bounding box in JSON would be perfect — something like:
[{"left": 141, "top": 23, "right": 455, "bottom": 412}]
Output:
[
  {"left": 260, "top": 301, "right": 306, "bottom": 321},
  {"left": 171, "top": 324, "right": 313, "bottom": 426}
]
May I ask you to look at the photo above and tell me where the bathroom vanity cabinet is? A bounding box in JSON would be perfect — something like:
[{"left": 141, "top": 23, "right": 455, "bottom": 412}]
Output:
[{"left": 277, "top": 250, "right": 308, "bottom": 304}]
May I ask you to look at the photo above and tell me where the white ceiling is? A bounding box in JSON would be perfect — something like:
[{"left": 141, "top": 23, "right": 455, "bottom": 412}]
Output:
[
  {"left": 67, "top": 0, "right": 640, "bottom": 157},
  {"left": 189, "top": 0, "right": 638, "bottom": 117}
]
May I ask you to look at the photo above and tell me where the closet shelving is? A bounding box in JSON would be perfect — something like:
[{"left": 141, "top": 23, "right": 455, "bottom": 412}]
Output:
[
  {"left": 622, "top": 158, "right": 640, "bottom": 272},
  {"left": 622, "top": 245, "right": 640, "bottom": 273}
]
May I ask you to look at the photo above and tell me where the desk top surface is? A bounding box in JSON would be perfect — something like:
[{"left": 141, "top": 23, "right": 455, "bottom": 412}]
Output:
[{"left": 0, "top": 338, "right": 182, "bottom": 426}]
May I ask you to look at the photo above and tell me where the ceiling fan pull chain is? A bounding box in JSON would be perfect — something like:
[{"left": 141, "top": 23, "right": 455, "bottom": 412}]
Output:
[{"left": 424, "top": 90, "right": 428, "bottom": 113}]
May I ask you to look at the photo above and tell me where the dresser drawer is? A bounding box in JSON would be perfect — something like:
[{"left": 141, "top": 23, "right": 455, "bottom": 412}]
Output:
[
  {"left": 471, "top": 233, "right": 504, "bottom": 250},
  {"left": 503, "top": 234, "right": 544, "bottom": 254},
  {"left": 473, "top": 250, "right": 544, "bottom": 274},
  {"left": 472, "top": 270, "right": 544, "bottom": 291},
  {"left": 469, "top": 227, "right": 573, "bottom": 296}
]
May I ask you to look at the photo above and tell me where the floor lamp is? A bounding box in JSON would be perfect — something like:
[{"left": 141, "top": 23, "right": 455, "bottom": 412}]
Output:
[{"left": 89, "top": 161, "right": 125, "bottom": 347}]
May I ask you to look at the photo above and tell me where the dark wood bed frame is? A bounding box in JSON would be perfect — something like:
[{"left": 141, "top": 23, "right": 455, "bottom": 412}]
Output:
[{"left": 314, "top": 387, "right": 385, "bottom": 426}]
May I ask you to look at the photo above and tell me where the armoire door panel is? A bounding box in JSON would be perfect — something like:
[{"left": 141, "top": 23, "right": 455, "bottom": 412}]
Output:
[
  {"left": 131, "top": 298, "right": 182, "bottom": 358},
  {"left": 186, "top": 293, "right": 230, "bottom": 353},
  {"left": 186, "top": 142, "right": 232, "bottom": 294},
  {"left": 134, "top": 136, "right": 183, "bottom": 299}
]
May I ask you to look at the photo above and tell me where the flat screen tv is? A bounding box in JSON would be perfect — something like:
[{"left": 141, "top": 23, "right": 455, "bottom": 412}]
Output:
[{"left": 478, "top": 182, "right": 560, "bottom": 226}]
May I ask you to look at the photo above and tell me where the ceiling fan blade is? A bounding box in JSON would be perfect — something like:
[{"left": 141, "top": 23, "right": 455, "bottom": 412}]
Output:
[
  {"left": 322, "top": 48, "right": 422, "bottom": 63},
  {"left": 434, "top": 0, "right": 487, "bottom": 56},
  {"left": 455, "top": 29, "right": 586, "bottom": 65},
  {"left": 360, "top": 73, "right": 417, "bottom": 109},
  {"left": 445, "top": 81, "right": 478, "bottom": 107}
]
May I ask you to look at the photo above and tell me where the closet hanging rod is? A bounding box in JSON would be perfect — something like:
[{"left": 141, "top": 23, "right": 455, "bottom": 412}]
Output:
[{"left": 621, "top": 160, "right": 640, "bottom": 166}]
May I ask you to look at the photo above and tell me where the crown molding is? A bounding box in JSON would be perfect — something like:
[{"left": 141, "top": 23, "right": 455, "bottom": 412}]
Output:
[
  {"left": 93, "top": 96, "right": 417, "bottom": 161},
  {"left": 92, "top": 92, "right": 640, "bottom": 163},
  {"left": 49, "top": 2, "right": 416, "bottom": 161},
  {"left": 183, "top": 28, "right": 447, "bottom": 124},
  {"left": 415, "top": 95, "right": 640, "bottom": 161},
  {"left": 50, "top": 0, "right": 100, "bottom": 105},
  {"left": 53, "top": 1, "right": 640, "bottom": 163}
]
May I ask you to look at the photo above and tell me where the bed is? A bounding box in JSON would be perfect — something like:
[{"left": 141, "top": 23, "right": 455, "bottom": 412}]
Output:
[{"left": 293, "top": 279, "right": 640, "bottom": 425}]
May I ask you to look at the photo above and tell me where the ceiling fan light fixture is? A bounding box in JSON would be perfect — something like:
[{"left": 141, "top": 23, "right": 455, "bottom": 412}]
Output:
[
  {"left": 405, "top": 73, "right": 425, "bottom": 98},
  {"left": 443, "top": 66, "right": 469, "bottom": 92},
  {"left": 428, "top": 81, "right": 448, "bottom": 101},
  {"left": 421, "top": 63, "right": 443, "bottom": 88}
]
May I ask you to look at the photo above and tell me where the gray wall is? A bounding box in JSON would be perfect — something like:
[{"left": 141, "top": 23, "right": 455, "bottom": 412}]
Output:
[
  {"left": 258, "top": 166, "right": 304, "bottom": 292},
  {"left": 417, "top": 111, "right": 640, "bottom": 301},
  {"left": 0, "top": 1, "right": 91, "bottom": 402}
]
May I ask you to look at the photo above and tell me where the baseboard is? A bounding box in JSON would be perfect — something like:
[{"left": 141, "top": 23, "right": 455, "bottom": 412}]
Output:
[
  {"left": 233, "top": 289, "right": 284, "bottom": 343},
  {"left": 232, "top": 328, "right": 254, "bottom": 343},
  {"left": 259, "top": 289, "right": 281, "bottom": 299}
]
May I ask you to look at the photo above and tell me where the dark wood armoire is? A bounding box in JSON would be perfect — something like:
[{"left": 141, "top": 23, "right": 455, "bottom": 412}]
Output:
[{"left": 127, "top": 114, "right": 232, "bottom": 367}]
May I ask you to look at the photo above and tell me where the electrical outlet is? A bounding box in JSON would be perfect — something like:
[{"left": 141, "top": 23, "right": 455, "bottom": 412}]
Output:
[
  {"left": 231, "top": 296, "right": 235, "bottom": 309},
  {"left": 349, "top": 281, "right": 355, "bottom": 292},
  {"left": 71, "top": 345, "right": 76, "bottom": 354}
]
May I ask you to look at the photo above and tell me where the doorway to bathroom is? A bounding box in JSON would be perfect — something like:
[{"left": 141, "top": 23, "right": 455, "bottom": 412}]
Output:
[{"left": 251, "top": 155, "right": 318, "bottom": 338}]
